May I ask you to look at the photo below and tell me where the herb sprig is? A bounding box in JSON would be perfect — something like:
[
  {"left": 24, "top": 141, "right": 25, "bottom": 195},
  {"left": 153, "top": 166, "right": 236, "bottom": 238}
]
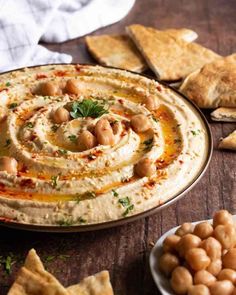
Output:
[
  {"left": 70, "top": 99, "right": 108, "bottom": 119},
  {"left": 118, "top": 196, "right": 134, "bottom": 217}
]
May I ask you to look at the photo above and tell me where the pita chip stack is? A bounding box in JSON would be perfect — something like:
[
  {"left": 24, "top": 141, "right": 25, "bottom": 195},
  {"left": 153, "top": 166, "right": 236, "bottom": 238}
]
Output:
[{"left": 126, "top": 24, "right": 220, "bottom": 81}]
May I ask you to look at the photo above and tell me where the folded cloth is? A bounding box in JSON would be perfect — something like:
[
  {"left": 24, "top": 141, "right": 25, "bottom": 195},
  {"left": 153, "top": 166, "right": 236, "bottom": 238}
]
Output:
[{"left": 0, "top": 0, "right": 135, "bottom": 72}]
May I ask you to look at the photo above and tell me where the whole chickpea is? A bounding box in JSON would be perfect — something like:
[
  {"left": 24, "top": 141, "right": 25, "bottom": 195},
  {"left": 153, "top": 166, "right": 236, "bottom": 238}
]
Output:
[
  {"left": 134, "top": 158, "right": 156, "bottom": 178},
  {"left": 130, "top": 114, "right": 151, "bottom": 133},
  {"left": 222, "top": 248, "right": 236, "bottom": 270},
  {"left": 95, "top": 119, "right": 115, "bottom": 146},
  {"left": 214, "top": 224, "right": 236, "bottom": 249},
  {"left": 51, "top": 107, "right": 70, "bottom": 124},
  {"left": 193, "top": 222, "right": 213, "bottom": 239},
  {"left": 163, "top": 234, "right": 181, "bottom": 253},
  {"left": 176, "top": 234, "right": 201, "bottom": 258},
  {"left": 188, "top": 285, "right": 210, "bottom": 295},
  {"left": 170, "top": 266, "right": 193, "bottom": 294},
  {"left": 206, "top": 259, "right": 222, "bottom": 276},
  {"left": 159, "top": 253, "right": 179, "bottom": 277},
  {"left": 175, "top": 223, "right": 193, "bottom": 237},
  {"left": 0, "top": 157, "right": 18, "bottom": 174},
  {"left": 194, "top": 270, "right": 216, "bottom": 286},
  {"left": 144, "top": 96, "right": 159, "bottom": 111},
  {"left": 213, "top": 210, "right": 234, "bottom": 228},
  {"left": 200, "top": 237, "right": 222, "bottom": 260},
  {"left": 77, "top": 130, "right": 97, "bottom": 151},
  {"left": 65, "top": 79, "right": 80, "bottom": 95},
  {"left": 209, "top": 280, "right": 234, "bottom": 295},
  {"left": 39, "top": 81, "right": 59, "bottom": 96},
  {"left": 218, "top": 269, "right": 236, "bottom": 283},
  {"left": 185, "top": 248, "right": 211, "bottom": 271}
]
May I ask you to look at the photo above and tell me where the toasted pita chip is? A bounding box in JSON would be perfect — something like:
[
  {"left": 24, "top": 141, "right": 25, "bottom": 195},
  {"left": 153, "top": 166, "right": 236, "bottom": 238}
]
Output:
[
  {"left": 219, "top": 130, "right": 236, "bottom": 151},
  {"left": 126, "top": 24, "right": 220, "bottom": 81},
  {"left": 67, "top": 270, "right": 114, "bottom": 295},
  {"left": 211, "top": 107, "right": 236, "bottom": 122},
  {"left": 24, "top": 249, "right": 45, "bottom": 273},
  {"left": 180, "top": 54, "right": 236, "bottom": 108},
  {"left": 85, "top": 28, "right": 198, "bottom": 73},
  {"left": 86, "top": 35, "right": 147, "bottom": 73},
  {"left": 8, "top": 249, "right": 69, "bottom": 295}
]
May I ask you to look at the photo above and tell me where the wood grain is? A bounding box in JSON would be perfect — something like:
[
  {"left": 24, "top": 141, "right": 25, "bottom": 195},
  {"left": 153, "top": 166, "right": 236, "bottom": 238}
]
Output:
[{"left": 0, "top": 0, "right": 235, "bottom": 294}]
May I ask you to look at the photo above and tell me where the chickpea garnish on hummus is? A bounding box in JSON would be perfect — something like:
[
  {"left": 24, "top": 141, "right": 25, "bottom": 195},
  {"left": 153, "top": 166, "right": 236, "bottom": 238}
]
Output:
[{"left": 0, "top": 64, "right": 208, "bottom": 226}]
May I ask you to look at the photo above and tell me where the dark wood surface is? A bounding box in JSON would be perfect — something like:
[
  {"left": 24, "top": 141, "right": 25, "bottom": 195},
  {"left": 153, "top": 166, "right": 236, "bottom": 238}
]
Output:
[{"left": 0, "top": 0, "right": 236, "bottom": 293}]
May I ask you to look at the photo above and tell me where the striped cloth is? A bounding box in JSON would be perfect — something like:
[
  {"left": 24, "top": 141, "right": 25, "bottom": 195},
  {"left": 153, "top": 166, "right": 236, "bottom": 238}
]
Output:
[{"left": 0, "top": 0, "right": 135, "bottom": 72}]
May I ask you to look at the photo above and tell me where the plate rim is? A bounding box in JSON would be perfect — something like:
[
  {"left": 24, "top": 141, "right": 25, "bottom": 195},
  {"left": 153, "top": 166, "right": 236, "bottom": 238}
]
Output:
[{"left": 0, "top": 63, "right": 213, "bottom": 232}]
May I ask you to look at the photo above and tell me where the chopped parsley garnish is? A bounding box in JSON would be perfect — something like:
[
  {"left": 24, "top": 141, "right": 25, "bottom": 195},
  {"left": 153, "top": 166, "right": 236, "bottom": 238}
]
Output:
[
  {"left": 70, "top": 99, "right": 108, "bottom": 119},
  {"left": 5, "top": 82, "right": 11, "bottom": 87},
  {"left": 4, "top": 139, "right": 11, "bottom": 147},
  {"left": 118, "top": 196, "right": 130, "bottom": 207},
  {"left": 58, "top": 149, "right": 68, "bottom": 155},
  {"left": 118, "top": 196, "right": 134, "bottom": 217},
  {"left": 68, "top": 134, "right": 77, "bottom": 143},
  {"left": 57, "top": 218, "right": 74, "bottom": 226},
  {"left": 9, "top": 102, "right": 18, "bottom": 109},
  {"left": 0, "top": 254, "right": 15, "bottom": 275},
  {"left": 143, "top": 138, "right": 154, "bottom": 151},
  {"left": 191, "top": 129, "right": 201, "bottom": 136},
  {"left": 51, "top": 125, "right": 59, "bottom": 132},
  {"left": 123, "top": 204, "right": 134, "bottom": 217},
  {"left": 51, "top": 175, "right": 60, "bottom": 188},
  {"left": 25, "top": 122, "right": 34, "bottom": 128},
  {"left": 78, "top": 217, "right": 87, "bottom": 224},
  {"left": 112, "top": 189, "right": 119, "bottom": 197},
  {"left": 44, "top": 255, "right": 55, "bottom": 262}
]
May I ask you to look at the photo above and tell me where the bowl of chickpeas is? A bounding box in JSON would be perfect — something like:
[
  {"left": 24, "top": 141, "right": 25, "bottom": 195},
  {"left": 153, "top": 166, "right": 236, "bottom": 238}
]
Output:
[{"left": 150, "top": 210, "right": 236, "bottom": 295}]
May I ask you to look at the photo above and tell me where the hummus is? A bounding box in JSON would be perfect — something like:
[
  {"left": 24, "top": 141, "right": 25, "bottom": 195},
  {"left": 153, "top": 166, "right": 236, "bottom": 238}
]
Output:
[{"left": 0, "top": 64, "right": 209, "bottom": 227}]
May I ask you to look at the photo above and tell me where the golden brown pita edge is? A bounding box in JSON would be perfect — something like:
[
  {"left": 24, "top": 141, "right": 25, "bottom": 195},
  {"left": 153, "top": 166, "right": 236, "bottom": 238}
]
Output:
[
  {"left": 180, "top": 54, "right": 236, "bottom": 108},
  {"left": 67, "top": 270, "right": 114, "bottom": 295},
  {"left": 8, "top": 249, "right": 68, "bottom": 295},
  {"left": 211, "top": 107, "right": 236, "bottom": 122},
  {"left": 219, "top": 130, "right": 236, "bottom": 151},
  {"left": 126, "top": 24, "right": 220, "bottom": 81},
  {"left": 85, "top": 34, "right": 147, "bottom": 73},
  {"left": 8, "top": 249, "right": 114, "bottom": 295}
]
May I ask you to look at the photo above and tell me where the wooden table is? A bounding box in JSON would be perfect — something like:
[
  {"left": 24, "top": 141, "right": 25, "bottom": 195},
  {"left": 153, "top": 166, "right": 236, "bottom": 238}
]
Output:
[{"left": 0, "top": 0, "right": 235, "bottom": 293}]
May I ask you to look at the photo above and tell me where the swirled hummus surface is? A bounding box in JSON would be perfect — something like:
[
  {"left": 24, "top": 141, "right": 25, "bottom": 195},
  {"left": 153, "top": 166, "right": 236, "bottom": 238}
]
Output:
[{"left": 0, "top": 65, "right": 209, "bottom": 226}]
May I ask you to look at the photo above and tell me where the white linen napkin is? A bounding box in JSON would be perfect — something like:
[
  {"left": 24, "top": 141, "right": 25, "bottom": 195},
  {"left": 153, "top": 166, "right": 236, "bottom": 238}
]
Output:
[{"left": 0, "top": 0, "right": 135, "bottom": 72}]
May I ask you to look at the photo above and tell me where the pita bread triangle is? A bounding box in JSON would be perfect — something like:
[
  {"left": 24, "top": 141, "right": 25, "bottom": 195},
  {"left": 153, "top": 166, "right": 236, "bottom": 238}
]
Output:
[
  {"left": 85, "top": 27, "right": 198, "bottom": 73},
  {"left": 8, "top": 249, "right": 114, "bottom": 295},
  {"left": 67, "top": 270, "right": 114, "bottom": 295},
  {"left": 219, "top": 130, "right": 236, "bottom": 150},
  {"left": 126, "top": 24, "right": 220, "bottom": 81},
  {"left": 86, "top": 34, "right": 147, "bottom": 73},
  {"left": 180, "top": 54, "right": 236, "bottom": 108},
  {"left": 7, "top": 249, "right": 69, "bottom": 295}
]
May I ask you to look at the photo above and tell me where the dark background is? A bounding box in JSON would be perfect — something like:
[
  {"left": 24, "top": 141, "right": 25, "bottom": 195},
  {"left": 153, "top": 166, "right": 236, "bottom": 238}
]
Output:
[{"left": 0, "top": 0, "right": 236, "bottom": 294}]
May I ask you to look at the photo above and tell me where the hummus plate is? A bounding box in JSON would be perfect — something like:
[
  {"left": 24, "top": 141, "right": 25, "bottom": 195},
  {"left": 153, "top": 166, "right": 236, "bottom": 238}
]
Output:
[{"left": 0, "top": 64, "right": 212, "bottom": 232}]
